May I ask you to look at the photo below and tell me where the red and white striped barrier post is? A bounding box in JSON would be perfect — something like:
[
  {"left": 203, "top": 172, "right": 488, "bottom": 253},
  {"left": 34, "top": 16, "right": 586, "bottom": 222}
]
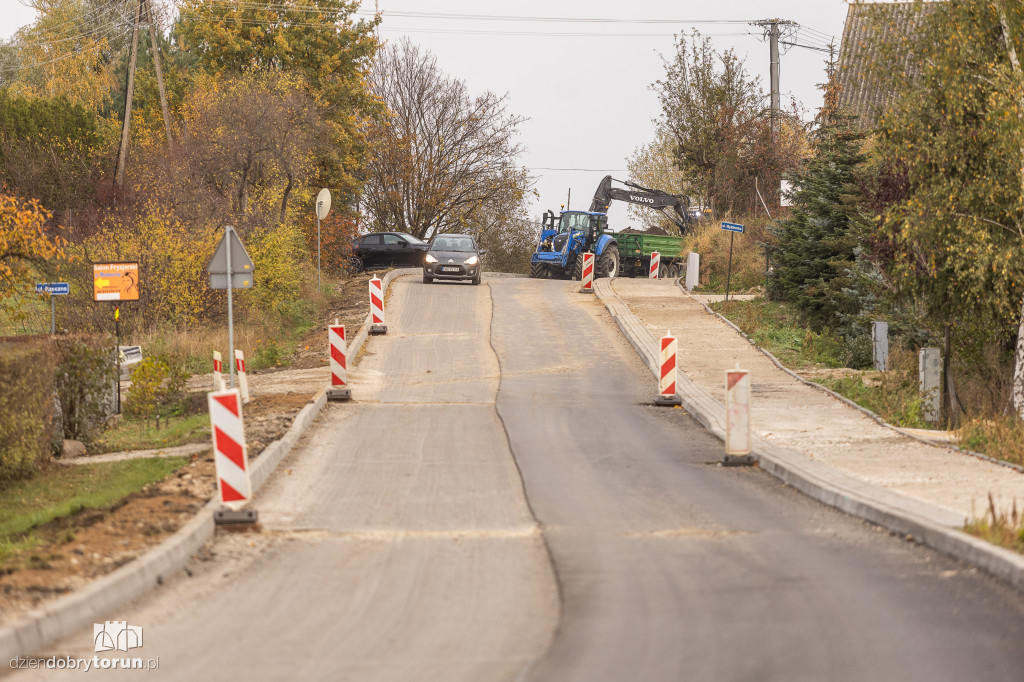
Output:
[
  {"left": 208, "top": 388, "right": 258, "bottom": 524},
  {"left": 369, "top": 276, "right": 387, "bottom": 335},
  {"left": 327, "top": 319, "right": 351, "bottom": 401},
  {"left": 578, "top": 252, "right": 595, "bottom": 294},
  {"left": 649, "top": 251, "right": 661, "bottom": 279},
  {"left": 235, "top": 349, "right": 250, "bottom": 404},
  {"left": 212, "top": 351, "right": 225, "bottom": 392},
  {"left": 724, "top": 366, "right": 754, "bottom": 466},
  {"left": 654, "top": 330, "right": 681, "bottom": 406}
]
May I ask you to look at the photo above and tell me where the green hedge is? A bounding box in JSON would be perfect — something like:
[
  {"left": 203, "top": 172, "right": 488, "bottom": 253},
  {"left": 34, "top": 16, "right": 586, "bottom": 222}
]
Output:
[
  {"left": 0, "top": 340, "right": 56, "bottom": 484},
  {"left": 54, "top": 334, "right": 116, "bottom": 447},
  {"left": 0, "top": 334, "right": 115, "bottom": 486}
]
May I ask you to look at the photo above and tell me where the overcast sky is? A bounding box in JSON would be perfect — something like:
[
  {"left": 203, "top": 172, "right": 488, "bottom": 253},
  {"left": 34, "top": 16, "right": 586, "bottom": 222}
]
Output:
[{"left": 1, "top": 0, "right": 854, "bottom": 226}]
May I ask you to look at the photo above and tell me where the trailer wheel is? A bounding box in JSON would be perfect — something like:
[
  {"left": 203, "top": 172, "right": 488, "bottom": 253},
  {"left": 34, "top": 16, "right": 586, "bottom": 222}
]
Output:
[{"left": 598, "top": 244, "right": 619, "bottom": 279}]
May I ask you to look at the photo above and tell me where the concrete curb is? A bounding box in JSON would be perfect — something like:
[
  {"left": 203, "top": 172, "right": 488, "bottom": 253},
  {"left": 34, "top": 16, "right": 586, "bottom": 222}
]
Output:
[
  {"left": 593, "top": 277, "right": 1024, "bottom": 592},
  {"left": 674, "top": 280, "right": 1024, "bottom": 475},
  {"left": 0, "top": 270, "right": 412, "bottom": 662}
]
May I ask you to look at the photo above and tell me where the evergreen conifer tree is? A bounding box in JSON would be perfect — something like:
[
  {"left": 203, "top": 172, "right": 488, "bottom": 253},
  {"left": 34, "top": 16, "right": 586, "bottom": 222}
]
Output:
[{"left": 767, "top": 57, "right": 867, "bottom": 333}]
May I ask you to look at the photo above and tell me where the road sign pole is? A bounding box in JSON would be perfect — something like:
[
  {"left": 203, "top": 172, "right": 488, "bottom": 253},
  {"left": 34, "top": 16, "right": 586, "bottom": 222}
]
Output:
[
  {"left": 226, "top": 225, "right": 235, "bottom": 389},
  {"left": 317, "top": 210, "right": 321, "bottom": 292},
  {"left": 725, "top": 231, "right": 735, "bottom": 303},
  {"left": 50, "top": 296, "right": 55, "bottom": 334},
  {"left": 115, "top": 306, "right": 121, "bottom": 414}
]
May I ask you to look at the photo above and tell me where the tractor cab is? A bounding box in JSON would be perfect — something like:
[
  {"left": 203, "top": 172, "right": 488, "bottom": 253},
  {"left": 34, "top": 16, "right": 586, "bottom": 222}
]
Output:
[{"left": 542, "top": 210, "right": 607, "bottom": 253}]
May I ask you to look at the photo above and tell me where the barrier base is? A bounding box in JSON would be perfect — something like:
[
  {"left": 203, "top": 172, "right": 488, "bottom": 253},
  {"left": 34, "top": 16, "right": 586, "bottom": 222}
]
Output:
[
  {"left": 578, "top": 287, "right": 595, "bottom": 294},
  {"left": 653, "top": 394, "right": 682, "bottom": 407},
  {"left": 327, "top": 387, "right": 352, "bottom": 402},
  {"left": 214, "top": 509, "right": 259, "bottom": 526},
  {"left": 369, "top": 324, "right": 388, "bottom": 335},
  {"left": 722, "top": 455, "right": 756, "bottom": 467}
]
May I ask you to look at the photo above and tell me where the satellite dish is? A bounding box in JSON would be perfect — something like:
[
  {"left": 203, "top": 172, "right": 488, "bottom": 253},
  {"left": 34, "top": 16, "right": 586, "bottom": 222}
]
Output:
[{"left": 316, "top": 188, "right": 332, "bottom": 220}]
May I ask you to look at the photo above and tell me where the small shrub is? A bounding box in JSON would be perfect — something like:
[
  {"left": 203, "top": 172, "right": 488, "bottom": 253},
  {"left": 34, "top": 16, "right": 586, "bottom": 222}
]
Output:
[
  {"left": 125, "top": 355, "right": 189, "bottom": 428},
  {"left": 253, "top": 338, "right": 281, "bottom": 369}
]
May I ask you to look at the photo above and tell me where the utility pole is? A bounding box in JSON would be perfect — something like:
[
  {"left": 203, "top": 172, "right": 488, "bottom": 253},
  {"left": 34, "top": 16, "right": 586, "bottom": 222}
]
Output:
[
  {"left": 146, "top": 0, "right": 172, "bottom": 145},
  {"left": 114, "top": 0, "right": 145, "bottom": 188},
  {"left": 769, "top": 20, "right": 780, "bottom": 139},
  {"left": 753, "top": 19, "right": 794, "bottom": 142}
]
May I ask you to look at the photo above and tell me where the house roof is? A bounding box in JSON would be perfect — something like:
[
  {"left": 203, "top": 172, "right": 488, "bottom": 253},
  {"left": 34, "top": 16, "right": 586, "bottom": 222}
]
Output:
[{"left": 837, "top": 2, "right": 936, "bottom": 130}]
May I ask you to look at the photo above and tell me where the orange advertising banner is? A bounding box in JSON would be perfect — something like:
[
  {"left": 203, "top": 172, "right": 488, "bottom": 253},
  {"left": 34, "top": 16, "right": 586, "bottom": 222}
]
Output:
[{"left": 92, "top": 262, "right": 139, "bottom": 301}]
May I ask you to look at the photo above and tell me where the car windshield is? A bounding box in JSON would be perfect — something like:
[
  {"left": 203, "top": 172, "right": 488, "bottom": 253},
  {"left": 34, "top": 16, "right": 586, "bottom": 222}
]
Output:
[
  {"left": 558, "top": 213, "right": 591, "bottom": 234},
  {"left": 431, "top": 236, "right": 476, "bottom": 252},
  {"left": 400, "top": 234, "right": 426, "bottom": 245}
]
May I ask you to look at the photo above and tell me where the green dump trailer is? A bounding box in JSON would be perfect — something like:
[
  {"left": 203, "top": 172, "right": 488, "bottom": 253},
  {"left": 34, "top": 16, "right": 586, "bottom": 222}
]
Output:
[{"left": 611, "top": 231, "right": 687, "bottom": 278}]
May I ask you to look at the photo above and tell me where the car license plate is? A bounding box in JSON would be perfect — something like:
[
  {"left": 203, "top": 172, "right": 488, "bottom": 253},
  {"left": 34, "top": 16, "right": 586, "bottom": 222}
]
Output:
[{"left": 441, "top": 266, "right": 460, "bottom": 272}]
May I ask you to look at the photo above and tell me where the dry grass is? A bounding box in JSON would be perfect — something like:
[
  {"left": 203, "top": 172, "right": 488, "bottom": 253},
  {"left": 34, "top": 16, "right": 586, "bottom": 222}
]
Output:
[
  {"left": 957, "top": 416, "right": 1024, "bottom": 467},
  {"left": 687, "top": 214, "right": 771, "bottom": 293},
  {"left": 964, "top": 494, "right": 1024, "bottom": 554}
]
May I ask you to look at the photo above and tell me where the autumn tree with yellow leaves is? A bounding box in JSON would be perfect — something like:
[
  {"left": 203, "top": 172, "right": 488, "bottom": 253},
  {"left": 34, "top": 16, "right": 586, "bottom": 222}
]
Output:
[
  {"left": 867, "top": 0, "right": 1024, "bottom": 417},
  {"left": 0, "top": 193, "right": 67, "bottom": 305}
]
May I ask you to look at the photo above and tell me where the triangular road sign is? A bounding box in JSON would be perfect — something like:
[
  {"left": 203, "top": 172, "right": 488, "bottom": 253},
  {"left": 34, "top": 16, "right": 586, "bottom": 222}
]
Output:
[{"left": 208, "top": 227, "right": 255, "bottom": 274}]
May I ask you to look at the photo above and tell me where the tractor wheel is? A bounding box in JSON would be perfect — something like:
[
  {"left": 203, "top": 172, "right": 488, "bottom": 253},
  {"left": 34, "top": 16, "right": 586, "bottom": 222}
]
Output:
[
  {"left": 598, "top": 244, "right": 620, "bottom": 279},
  {"left": 572, "top": 254, "right": 584, "bottom": 281},
  {"left": 529, "top": 261, "right": 546, "bottom": 279}
]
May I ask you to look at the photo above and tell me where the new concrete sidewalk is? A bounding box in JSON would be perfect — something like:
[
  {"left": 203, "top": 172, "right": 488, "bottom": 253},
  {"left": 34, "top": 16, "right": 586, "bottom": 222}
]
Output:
[{"left": 593, "top": 276, "right": 1024, "bottom": 590}]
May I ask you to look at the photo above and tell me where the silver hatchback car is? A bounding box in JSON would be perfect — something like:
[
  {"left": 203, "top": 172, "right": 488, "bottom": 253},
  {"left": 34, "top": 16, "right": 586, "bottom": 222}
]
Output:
[{"left": 423, "top": 234, "right": 484, "bottom": 285}]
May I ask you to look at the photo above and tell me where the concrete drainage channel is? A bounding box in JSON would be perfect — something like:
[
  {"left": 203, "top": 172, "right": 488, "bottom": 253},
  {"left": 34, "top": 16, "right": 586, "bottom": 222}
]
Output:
[
  {"left": 0, "top": 268, "right": 420, "bottom": 662},
  {"left": 592, "top": 277, "right": 1024, "bottom": 593}
]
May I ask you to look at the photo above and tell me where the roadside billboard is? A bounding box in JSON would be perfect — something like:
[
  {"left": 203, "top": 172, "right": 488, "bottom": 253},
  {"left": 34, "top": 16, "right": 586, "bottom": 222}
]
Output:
[{"left": 92, "top": 263, "right": 139, "bottom": 301}]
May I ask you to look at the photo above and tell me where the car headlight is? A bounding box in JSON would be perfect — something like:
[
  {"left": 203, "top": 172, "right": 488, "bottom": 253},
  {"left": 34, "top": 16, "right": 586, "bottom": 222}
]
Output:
[
  {"left": 464, "top": 255, "right": 479, "bottom": 266},
  {"left": 425, "top": 254, "right": 438, "bottom": 263}
]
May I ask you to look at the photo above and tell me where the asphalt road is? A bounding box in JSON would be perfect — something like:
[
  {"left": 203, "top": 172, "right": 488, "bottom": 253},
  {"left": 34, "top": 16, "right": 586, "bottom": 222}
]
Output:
[{"left": 11, "top": 275, "right": 1024, "bottom": 681}]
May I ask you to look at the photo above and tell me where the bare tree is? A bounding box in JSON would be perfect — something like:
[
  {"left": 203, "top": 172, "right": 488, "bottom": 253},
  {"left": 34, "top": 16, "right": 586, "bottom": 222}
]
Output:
[
  {"left": 176, "top": 73, "right": 325, "bottom": 223},
  {"left": 363, "top": 39, "right": 527, "bottom": 240}
]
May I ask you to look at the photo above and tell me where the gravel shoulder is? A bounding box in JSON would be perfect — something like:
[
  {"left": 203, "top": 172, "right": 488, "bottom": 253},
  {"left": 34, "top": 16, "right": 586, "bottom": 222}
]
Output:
[{"left": 609, "top": 278, "right": 1024, "bottom": 522}]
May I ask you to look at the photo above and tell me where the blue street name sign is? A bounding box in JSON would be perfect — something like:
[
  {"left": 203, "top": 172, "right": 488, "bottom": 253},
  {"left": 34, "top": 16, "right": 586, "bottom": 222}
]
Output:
[
  {"left": 36, "top": 282, "right": 70, "bottom": 295},
  {"left": 721, "top": 221, "right": 745, "bottom": 233}
]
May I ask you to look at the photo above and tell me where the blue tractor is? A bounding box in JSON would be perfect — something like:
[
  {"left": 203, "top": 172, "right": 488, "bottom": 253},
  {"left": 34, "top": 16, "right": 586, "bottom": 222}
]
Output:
[
  {"left": 529, "top": 175, "right": 692, "bottom": 280},
  {"left": 529, "top": 209, "right": 620, "bottom": 280}
]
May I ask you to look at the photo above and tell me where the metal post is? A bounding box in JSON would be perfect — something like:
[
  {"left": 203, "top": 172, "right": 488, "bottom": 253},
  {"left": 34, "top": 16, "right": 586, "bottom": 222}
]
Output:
[
  {"left": 317, "top": 208, "right": 321, "bottom": 291},
  {"left": 725, "top": 232, "right": 735, "bottom": 302},
  {"left": 226, "top": 225, "right": 235, "bottom": 389},
  {"left": 115, "top": 307, "right": 121, "bottom": 414},
  {"left": 50, "top": 296, "right": 55, "bottom": 334}
]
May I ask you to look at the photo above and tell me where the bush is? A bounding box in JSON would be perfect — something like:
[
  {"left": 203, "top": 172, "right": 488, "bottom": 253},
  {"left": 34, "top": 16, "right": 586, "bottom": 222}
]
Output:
[
  {"left": 0, "top": 339, "right": 56, "bottom": 484},
  {"left": 54, "top": 334, "right": 116, "bottom": 447},
  {"left": 124, "top": 355, "right": 188, "bottom": 427}
]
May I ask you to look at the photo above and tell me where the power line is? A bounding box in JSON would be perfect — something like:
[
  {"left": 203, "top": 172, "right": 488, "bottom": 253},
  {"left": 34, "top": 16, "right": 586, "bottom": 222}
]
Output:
[{"left": 532, "top": 167, "right": 628, "bottom": 172}]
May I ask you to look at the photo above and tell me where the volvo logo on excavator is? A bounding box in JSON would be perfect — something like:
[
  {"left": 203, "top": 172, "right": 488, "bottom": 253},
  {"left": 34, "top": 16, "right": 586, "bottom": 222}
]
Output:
[{"left": 629, "top": 194, "right": 655, "bottom": 204}]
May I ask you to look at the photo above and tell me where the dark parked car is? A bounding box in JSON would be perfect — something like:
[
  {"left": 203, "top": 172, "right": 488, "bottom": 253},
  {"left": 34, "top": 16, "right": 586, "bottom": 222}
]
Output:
[
  {"left": 348, "top": 232, "right": 429, "bottom": 273},
  {"left": 423, "top": 234, "right": 484, "bottom": 285}
]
